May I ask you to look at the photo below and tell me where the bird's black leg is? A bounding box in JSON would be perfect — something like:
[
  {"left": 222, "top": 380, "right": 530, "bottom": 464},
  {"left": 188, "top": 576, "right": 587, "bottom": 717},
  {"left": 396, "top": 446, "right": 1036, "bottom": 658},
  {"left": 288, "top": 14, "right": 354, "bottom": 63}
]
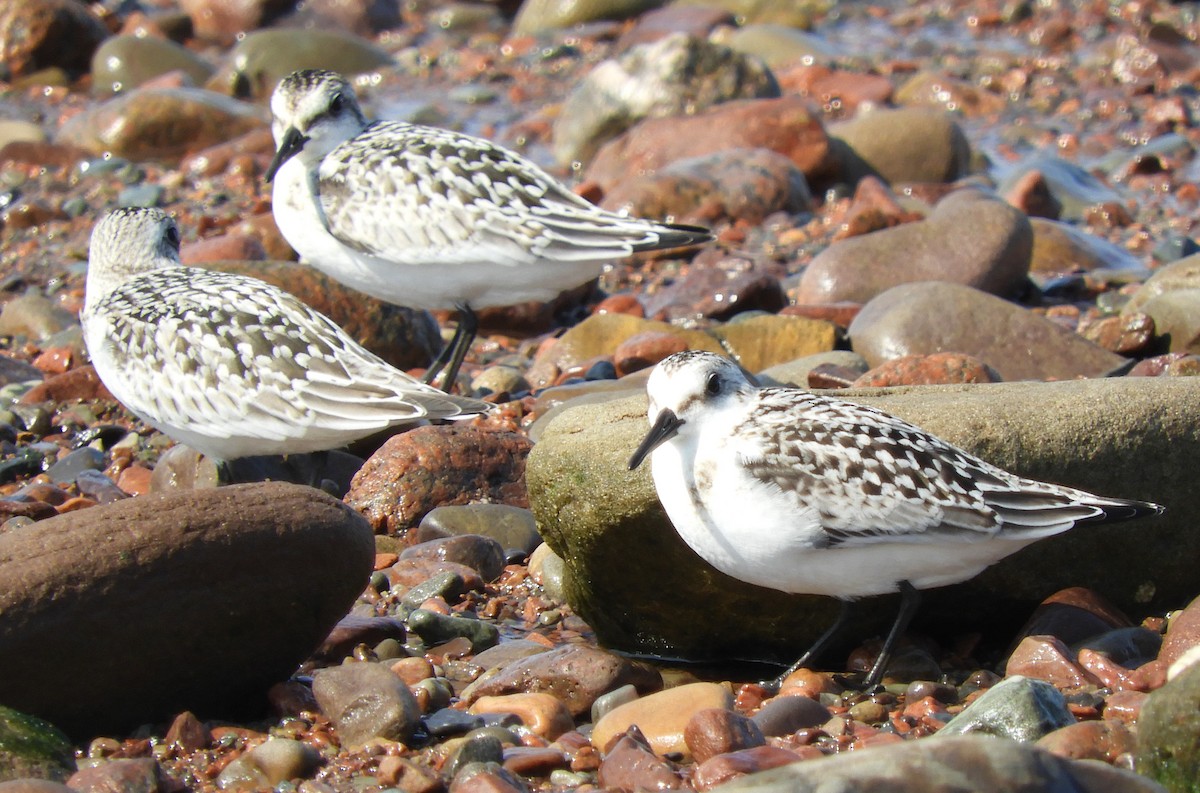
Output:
[
  {"left": 763, "top": 599, "right": 853, "bottom": 693},
  {"left": 423, "top": 303, "right": 478, "bottom": 391},
  {"left": 862, "top": 580, "right": 921, "bottom": 690}
]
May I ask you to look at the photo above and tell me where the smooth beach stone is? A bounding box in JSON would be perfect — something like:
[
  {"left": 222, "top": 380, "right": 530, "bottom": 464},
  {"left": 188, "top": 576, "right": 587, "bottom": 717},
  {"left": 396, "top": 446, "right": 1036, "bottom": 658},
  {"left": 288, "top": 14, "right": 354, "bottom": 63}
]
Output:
[
  {"left": 417, "top": 505, "right": 542, "bottom": 558},
  {"left": 527, "top": 376, "right": 1192, "bottom": 661},
  {"left": 1028, "top": 217, "right": 1147, "bottom": 279},
  {"left": 893, "top": 70, "right": 1006, "bottom": 116},
  {"left": 936, "top": 676, "right": 1074, "bottom": 741},
  {"left": 1124, "top": 254, "right": 1200, "bottom": 313},
  {"left": 0, "top": 706, "right": 74, "bottom": 782},
  {"left": 996, "top": 156, "right": 1125, "bottom": 222},
  {"left": 848, "top": 282, "right": 1126, "bottom": 382},
  {"left": 672, "top": 0, "right": 828, "bottom": 28},
  {"left": 827, "top": 107, "right": 970, "bottom": 185},
  {"left": 722, "top": 23, "right": 840, "bottom": 67},
  {"left": 0, "top": 483, "right": 374, "bottom": 736},
  {"left": 55, "top": 87, "right": 263, "bottom": 161},
  {"left": 513, "top": 0, "right": 662, "bottom": 35},
  {"left": 312, "top": 662, "right": 421, "bottom": 748},
  {"left": 710, "top": 314, "right": 838, "bottom": 373},
  {"left": 710, "top": 734, "right": 1164, "bottom": 792},
  {"left": 591, "top": 683, "right": 734, "bottom": 759},
  {"left": 207, "top": 28, "right": 393, "bottom": 99},
  {"left": 553, "top": 33, "right": 779, "bottom": 166},
  {"left": 0, "top": 121, "right": 45, "bottom": 148},
  {"left": 794, "top": 190, "right": 1031, "bottom": 305},
  {"left": 90, "top": 35, "right": 215, "bottom": 95}
]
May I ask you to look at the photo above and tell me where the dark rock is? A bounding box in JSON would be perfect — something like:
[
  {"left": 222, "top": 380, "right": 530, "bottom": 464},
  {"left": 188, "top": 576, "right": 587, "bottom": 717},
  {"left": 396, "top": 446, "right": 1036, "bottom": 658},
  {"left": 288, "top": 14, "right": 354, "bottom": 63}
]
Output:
[
  {"left": 400, "top": 535, "right": 507, "bottom": 583},
  {"left": 596, "top": 726, "right": 683, "bottom": 791},
  {"left": 938, "top": 676, "right": 1074, "bottom": 741},
  {"left": 416, "top": 505, "right": 542, "bottom": 559},
  {"left": 684, "top": 709, "right": 765, "bottom": 764},
  {"left": 751, "top": 696, "right": 832, "bottom": 737},
  {"left": 0, "top": 0, "right": 108, "bottom": 78},
  {"left": 0, "top": 482, "right": 373, "bottom": 736}
]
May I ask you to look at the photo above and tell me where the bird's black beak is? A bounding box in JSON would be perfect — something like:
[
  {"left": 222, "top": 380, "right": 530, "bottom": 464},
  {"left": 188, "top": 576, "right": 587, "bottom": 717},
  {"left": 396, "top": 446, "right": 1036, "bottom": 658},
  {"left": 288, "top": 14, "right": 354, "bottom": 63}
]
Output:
[
  {"left": 265, "top": 127, "right": 309, "bottom": 183},
  {"left": 628, "top": 410, "right": 683, "bottom": 471}
]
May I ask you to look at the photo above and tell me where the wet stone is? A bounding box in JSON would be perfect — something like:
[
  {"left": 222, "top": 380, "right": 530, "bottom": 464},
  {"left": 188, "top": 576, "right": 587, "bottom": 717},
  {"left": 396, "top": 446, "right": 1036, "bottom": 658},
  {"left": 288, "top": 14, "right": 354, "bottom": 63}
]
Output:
[
  {"left": 416, "top": 505, "right": 542, "bottom": 559},
  {"left": 592, "top": 682, "right": 733, "bottom": 759},
  {"left": 449, "top": 761, "right": 530, "bottom": 793},
  {"left": 751, "top": 695, "right": 833, "bottom": 737},
  {"left": 400, "top": 535, "right": 507, "bottom": 583},
  {"left": 691, "top": 745, "right": 806, "bottom": 791},
  {"left": 406, "top": 609, "right": 499, "bottom": 653},
  {"left": 425, "top": 708, "right": 486, "bottom": 738},
  {"left": 67, "top": 758, "right": 167, "bottom": 792},
  {"left": 312, "top": 662, "right": 421, "bottom": 748},
  {"left": 937, "top": 676, "right": 1075, "bottom": 742},
  {"left": 90, "top": 35, "right": 215, "bottom": 96},
  {"left": 1005, "top": 636, "right": 1100, "bottom": 688},
  {"left": 596, "top": 726, "right": 683, "bottom": 791},
  {"left": 684, "top": 708, "right": 765, "bottom": 763},
  {"left": 448, "top": 736, "right": 505, "bottom": 778}
]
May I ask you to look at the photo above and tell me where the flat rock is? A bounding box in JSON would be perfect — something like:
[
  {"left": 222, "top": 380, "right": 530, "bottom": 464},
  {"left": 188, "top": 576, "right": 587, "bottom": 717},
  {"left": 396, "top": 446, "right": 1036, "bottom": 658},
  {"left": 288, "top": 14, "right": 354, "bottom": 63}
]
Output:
[
  {"left": 848, "top": 282, "right": 1127, "bottom": 381},
  {"left": 0, "top": 482, "right": 374, "bottom": 736},
  {"left": 709, "top": 734, "right": 1165, "bottom": 792},
  {"left": 794, "top": 189, "right": 1032, "bottom": 305},
  {"left": 527, "top": 377, "right": 1191, "bottom": 661}
]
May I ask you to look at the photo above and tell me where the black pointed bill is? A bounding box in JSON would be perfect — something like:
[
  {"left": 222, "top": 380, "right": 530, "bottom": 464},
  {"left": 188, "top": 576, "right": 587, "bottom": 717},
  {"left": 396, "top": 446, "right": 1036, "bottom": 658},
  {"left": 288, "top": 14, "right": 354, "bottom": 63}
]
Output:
[
  {"left": 264, "top": 127, "right": 309, "bottom": 183},
  {"left": 628, "top": 410, "right": 684, "bottom": 471}
]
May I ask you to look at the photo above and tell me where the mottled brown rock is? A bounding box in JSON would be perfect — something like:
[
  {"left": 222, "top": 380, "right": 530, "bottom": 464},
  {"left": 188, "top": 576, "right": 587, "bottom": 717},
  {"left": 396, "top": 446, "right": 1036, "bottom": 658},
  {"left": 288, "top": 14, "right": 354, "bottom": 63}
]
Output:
[
  {"left": 181, "top": 234, "right": 268, "bottom": 264},
  {"left": 66, "top": 759, "right": 170, "bottom": 793},
  {"left": 313, "top": 662, "right": 421, "bottom": 748},
  {"left": 0, "top": 482, "right": 373, "bottom": 736},
  {"left": 644, "top": 254, "right": 787, "bottom": 322},
  {"left": 615, "top": 5, "right": 734, "bottom": 50},
  {"left": 596, "top": 726, "right": 683, "bottom": 791},
  {"left": 613, "top": 332, "right": 690, "bottom": 377},
  {"left": 1159, "top": 593, "right": 1200, "bottom": 668},
  {"left": 1079, "top": 313, "right": 1154, "bottom": 356},
  {"left": 18, "top": 366, "right": 112, "bottom": 404},
  {"left": 586, "top": 97, "right": 834, "bottom": 195},
  {"left": 848, "top": 282, "right": 1127, "bottom": 382},
  {"left": 603, "top": 147, "right": 812, "bottom": 226},
  {"left": 55, "top": 87, "right": 264, "bottom": 162},
  {"left": 775, "top": 64, "right": 893, "bottom": 115},
  {"left": 834, "top": 176, "right": 924, "bottom": 240},
  {"left": 347, "top": 426, "right": 531, "bottom": 535},
  {"left": 399, "top": 535, "right": 506, "bottom": 583},
  {"left": 0, "top": 0, "right": 107, "bottom": 78},
  {"left": 179, "top": 0, "right": 296, "bottom": 41},
  {"left": 796, "top": 189, "right": 1032, "bottom": 305},
  {"left": 462, "top": 645, "right": 660, "bottom": 718},
  {"left": 851, "top": 353, "right": 1001, "bottom": 387},
  {"left": 684, "top": 708, "right": 765, "bottom": 763},
  {"left": 1004, "top": 170, "right": 1062, "bottom": 220},
  {"left": 0, "top": 782, "right": 74, "bottom": 793},
  {"left": 895, "top": 70, "right": 1006, "bottom": 117},
  {"left": 164, "top": 711, "right": 209, "bottom": 753}
]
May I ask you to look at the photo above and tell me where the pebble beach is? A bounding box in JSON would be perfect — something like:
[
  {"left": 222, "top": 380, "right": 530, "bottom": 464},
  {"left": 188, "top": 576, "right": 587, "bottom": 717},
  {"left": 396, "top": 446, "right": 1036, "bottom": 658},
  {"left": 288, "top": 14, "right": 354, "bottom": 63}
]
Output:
[{"left": 1, "top": 0, "right": 1200, "bottom": 791}]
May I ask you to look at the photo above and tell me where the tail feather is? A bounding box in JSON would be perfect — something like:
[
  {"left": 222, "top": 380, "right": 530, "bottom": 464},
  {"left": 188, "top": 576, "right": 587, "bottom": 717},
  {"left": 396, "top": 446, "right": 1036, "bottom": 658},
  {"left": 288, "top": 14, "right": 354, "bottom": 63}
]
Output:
[{"left": 634, "top": 223, "right": 715, "bottom": 253}]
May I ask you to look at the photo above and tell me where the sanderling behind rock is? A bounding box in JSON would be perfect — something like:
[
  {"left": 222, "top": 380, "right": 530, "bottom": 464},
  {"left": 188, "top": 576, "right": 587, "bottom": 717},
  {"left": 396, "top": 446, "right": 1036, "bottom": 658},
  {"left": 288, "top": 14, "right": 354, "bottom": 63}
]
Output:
[
  {"left": 81, "top": 207, "right": 490, "bottom": 462},
  {"left": 628, "top": 350, "right": 1163, "bottom": 689},
  {"left": 264, "top": 69, "right": 713, "bottom": 389}
]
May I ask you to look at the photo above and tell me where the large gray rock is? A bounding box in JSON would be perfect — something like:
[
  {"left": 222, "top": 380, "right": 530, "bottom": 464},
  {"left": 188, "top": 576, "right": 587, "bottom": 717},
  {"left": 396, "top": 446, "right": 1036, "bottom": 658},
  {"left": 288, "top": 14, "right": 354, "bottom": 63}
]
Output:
[
  {"left": 848, "top": 282, "right": 1127, "bottom": 381},
  {"left": 794, "top": 189, "right": 1032, "bottom": 305},
  {"left": 710, "top": 735, "right": 1165, "bottom": 792},
  {"left": 527, "top": 377, "right": 1192, "bottom": 662},
  {"left": 0, "top": 482, "right": 374, "bottom": 736},
  {"left": 936, "top": 676, "right": 1073, "bottom": 742},
  {"left": 553, "top": 33, "right": 779, "bottom": 167}
]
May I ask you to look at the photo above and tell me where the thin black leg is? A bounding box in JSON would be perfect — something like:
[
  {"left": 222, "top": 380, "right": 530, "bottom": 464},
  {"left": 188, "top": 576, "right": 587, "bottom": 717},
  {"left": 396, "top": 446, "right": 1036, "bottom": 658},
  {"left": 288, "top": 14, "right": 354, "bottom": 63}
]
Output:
[
  {"left": 863, "top": 581, "right": 921, "bottom": 690},
  {"left": 763, "top": 599, "right": 853, "bottom": 693},
  {"left": 422, "top": 303, "right": 478, "bottom": 391}
]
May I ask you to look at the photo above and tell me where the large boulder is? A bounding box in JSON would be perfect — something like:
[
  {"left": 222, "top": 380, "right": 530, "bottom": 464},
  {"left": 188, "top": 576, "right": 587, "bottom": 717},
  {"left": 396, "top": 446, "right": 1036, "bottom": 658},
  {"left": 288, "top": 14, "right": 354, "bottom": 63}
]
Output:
[
  {"left": 0, "top": 483, "right": 374, "bottom": 736},
  {"left": 527, "top": 377, "right": 1194, "bottom": 663}
]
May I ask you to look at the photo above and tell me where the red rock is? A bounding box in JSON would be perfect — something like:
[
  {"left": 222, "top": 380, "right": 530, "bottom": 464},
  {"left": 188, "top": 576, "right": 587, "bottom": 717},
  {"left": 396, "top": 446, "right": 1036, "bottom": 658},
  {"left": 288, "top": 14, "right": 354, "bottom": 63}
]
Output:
[
  {"left": 777, "top": 669, "right": 842, "bottom": 699},
  {"left": 780, "top": 302, "right": 863, "bottom": 329},
  {"left": 851, "top": 352, "right": 1001, "bottom": 387},
  {"left": 181, "top": 233, "right": 267, "bottom": 264},
  {"left": 346, "top": 426, "right": 531, "bottom": 535},
  {"left": 116, "top": 464, "right": 153, "bottom": 496},
  {"left": 586, "top": 97, "right": 836, "bottom": 195},
  {"left": 596, "top": 726, "right": 683, "bottom": 791},
  {"left": 684, "top": 708, "right": 765, "bottom": 764},
  {"left": 1035, "top": 719, "right": 1135, "bottom": 763},
  {"left": 615, "top": 5, "right": 734, "bottom": 50},
  {"left": 1002, "top": 169, "right": 1063, "bottom": 220},
  {"left": 833, "top": 176, "right": 923, "bottom": 240},
  {"left": 774, "top": 64, "right": 894, "bottom": 114},
  {"left": 902, "top": 696, "right": 948, "bottom": 721},
  {"left": 645, "top": 255, "right": 786, "bottom": 322},
  {"left": 0, "top": 0, "right": 108, "bottom": 77},
  {"left": 691, "top": 745, "right": 805, "bottom": 791},
  {"left": 165, "top": 710, "right": 209, "bottom": 752},
  {"left": 18, "top": 365, "right": 113, "bottom": 404},
  {"left": 1077, "top": 648, "right": 1147, "bottom": 692},
  {"left": 449, "top": 763, "right": 529, "bottom": 793},
  {"left": 1159, "top": 593, "right": 1200, "bottom": 667},
  {"left": 1103, "top": 689, "right": 1148, "bottom": 724},
  {"left": 502, "top": 745, "right": 569, "bottom": 775},
  {"left": 182, "top": 127, "right": 275, "bottom": 177},
  {"left": 376, "top": 756, "right": 441, "bottom": 792},
  {"left": 613, "top": 332, "right": 690, "bottom": 376},
  {"left": 384, "top": 558, "right": 484, "bottom": 591},
  {"left": 179, "top": 0, "right": 296, "bottom": 41},
  {"left": 593, "top": 294, "right": 645, "bottom": 317},
  {"left": 31, "top": 347, "right": 71, "bottom": 374},
  {"left": 399, "top": 535, "right": 506, "bottom": 583},
  {"left": 0, "top": 499, "right": 57, "bottom": 521},
  {"left": 1005, "top": 636, "right": 1101, "bottom": 688},
  {"left": 1128, "top": 352, "right": 1200, "bottom": 377},
  {"left": 0, "top": 140, "right": 92, "bottom": 171}
]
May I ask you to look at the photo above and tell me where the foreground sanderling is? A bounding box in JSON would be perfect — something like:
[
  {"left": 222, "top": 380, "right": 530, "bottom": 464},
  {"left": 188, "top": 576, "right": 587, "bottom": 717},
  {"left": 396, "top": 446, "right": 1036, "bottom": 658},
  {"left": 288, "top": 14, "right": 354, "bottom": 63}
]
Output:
[
  {"left": 627, "top": 351, "right": 1163, "bottom": 689},
  {"left": 264, "top": 69, "right": 713, "bottom": 389},
  {"left": 81, "top": 207, "right": 490, "bottom": 462}
]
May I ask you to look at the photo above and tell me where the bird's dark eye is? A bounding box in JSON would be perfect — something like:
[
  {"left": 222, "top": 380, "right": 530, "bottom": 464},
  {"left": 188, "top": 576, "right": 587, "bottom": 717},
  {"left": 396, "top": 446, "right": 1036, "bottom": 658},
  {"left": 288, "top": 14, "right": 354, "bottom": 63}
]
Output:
[
  {"left": 705, "top": 373, "right": 721, "bottom": 397},
  {"left": 329, "top": 93, "right": 344, "bottom": 114},
  {"left": 164, "top": 224, "right": 181, "bottom": 250}
]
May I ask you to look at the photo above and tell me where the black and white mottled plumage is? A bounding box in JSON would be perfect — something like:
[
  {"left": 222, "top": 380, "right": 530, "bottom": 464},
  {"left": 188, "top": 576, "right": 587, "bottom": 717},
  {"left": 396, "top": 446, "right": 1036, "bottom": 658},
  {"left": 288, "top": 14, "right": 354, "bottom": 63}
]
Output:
[
  {"left": 628, "top": 350, "right": 1162, "bottom": 687},
  {"left": 81, "top": 208, "right": 489, "bottom": 461},
  {"left": 265, "top": 69, "right": 712, "bottom": 387}
]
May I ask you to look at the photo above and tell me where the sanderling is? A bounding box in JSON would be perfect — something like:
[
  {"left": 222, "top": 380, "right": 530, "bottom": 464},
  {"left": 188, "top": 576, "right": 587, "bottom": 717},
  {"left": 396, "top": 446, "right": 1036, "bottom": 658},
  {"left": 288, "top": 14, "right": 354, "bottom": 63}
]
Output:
[
  {"left": 264, "top": 69, "right": 713, "bottom": 390},
  {"left": 81, "top": 207, "right": 490, "bottom": 462},
  {"left": 627, "top": 350, "right": 1163, "bottom": 689}
]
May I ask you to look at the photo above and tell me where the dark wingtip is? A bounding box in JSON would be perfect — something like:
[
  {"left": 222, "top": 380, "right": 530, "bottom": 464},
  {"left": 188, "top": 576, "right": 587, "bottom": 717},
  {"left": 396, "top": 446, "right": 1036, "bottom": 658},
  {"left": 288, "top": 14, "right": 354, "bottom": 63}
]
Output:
[
  {"left": 1099, "top": 499, "right": 1165, "bottom": 523},
  {"left": 633, "top": 223, "right": 714, "bottom": 253}
]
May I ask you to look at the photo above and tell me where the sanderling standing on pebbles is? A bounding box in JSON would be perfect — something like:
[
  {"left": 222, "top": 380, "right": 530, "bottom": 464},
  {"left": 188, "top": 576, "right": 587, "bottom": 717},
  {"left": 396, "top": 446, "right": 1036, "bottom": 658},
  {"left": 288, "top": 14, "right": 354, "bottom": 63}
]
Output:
[
  {"left": 628, "top": 351, "right": 1163, "bottom": 689},
  {"left": 264, "top": 69, "right": 713, "bottom": 390},
  {"left": 81, "top": 207, "right": 490, "bottom": 462}
]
